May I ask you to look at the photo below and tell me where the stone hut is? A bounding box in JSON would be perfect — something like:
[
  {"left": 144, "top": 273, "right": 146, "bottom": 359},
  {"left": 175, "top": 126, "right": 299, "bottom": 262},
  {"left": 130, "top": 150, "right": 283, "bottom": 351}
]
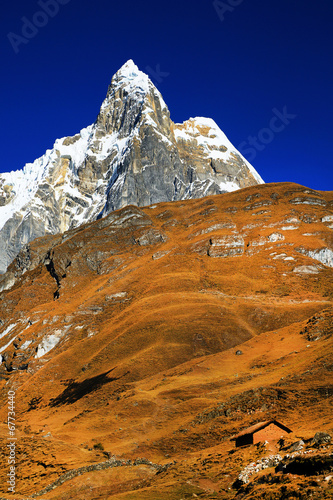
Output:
[{"left": 232, "top": 420, "right": 292, "bottom": 447}]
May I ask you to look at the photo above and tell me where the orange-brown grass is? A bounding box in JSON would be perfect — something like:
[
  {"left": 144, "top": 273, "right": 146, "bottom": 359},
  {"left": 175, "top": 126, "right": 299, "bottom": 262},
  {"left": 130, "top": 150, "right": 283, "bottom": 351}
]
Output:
[{"left": 0, "top": 182, "right": 332, "bottom": 498}]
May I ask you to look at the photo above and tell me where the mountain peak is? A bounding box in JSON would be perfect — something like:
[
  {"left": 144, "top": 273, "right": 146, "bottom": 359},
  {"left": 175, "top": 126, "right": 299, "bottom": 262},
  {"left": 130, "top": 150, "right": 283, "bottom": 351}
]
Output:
[
  {"left": 0, "top": 62, "right": 264, "bottom": 274},
  {"left": 111, "top": 59, "right": 150, "bottom": 94},
  {"left": 117, "top": 59, "right": 140, "bottom": 76}
]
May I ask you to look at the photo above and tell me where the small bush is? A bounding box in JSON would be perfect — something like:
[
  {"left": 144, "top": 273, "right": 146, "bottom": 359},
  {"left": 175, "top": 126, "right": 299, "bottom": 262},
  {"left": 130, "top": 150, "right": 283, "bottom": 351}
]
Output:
[{"left": 93, "top": 442, "right": 104, "bottom": 451}]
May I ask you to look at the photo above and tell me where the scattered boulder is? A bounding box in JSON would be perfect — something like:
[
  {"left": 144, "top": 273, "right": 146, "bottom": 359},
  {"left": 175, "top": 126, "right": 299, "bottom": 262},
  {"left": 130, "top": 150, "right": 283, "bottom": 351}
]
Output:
[
  {"left": 290, "top": 440, "right": 305, "bottom": 452},
  {"left": 312, "top": 432, "right": 331, "bottom": 447},
  {"left": 268, "top": 232, "right": 284, "bottom": 242},
  {"left": 293, "top": 265, "right": 319, "bottom": 274},
  {"left": 135, "top": 228, "right": 167, "bottom": 246}
]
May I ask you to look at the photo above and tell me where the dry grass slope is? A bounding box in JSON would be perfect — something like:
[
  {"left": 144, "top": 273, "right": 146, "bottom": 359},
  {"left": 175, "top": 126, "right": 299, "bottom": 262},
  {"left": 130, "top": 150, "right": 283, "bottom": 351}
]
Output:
[{"left": 0, "top": 182, "right": 332, "bottom": 499}]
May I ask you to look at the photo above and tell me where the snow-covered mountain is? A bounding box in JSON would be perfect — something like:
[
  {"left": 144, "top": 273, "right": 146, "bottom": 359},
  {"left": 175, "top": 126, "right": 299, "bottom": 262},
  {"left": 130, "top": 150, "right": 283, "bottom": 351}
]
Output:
[{"left": 0, "top": 60, "right": 263, "bottom": 273}]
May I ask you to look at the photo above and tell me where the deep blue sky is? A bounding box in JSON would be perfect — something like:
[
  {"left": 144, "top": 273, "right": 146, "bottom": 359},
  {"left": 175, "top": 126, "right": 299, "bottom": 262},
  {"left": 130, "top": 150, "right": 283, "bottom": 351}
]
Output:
[{"left": 1, "top": 0, "right": 332, "bottom": 191}]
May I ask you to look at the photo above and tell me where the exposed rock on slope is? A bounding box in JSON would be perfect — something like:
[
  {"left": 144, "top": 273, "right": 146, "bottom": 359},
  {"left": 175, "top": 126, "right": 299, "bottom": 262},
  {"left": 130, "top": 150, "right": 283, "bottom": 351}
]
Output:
[{"left": 0, "top": 60, "right": 263, "bottom": 273}]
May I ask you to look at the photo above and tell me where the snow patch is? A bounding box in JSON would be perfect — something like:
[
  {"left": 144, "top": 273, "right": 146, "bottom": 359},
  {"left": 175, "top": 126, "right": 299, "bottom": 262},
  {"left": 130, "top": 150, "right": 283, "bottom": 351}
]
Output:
[
  {"left": 0, "top": 151, "right": 53, "bottom": 231},
  {"left": 0, "top": 335, "right": 19, "bottom": 354},
  {"left": 0, "top": 323, "right": 17, "bottom": 340},
  {"left": 35, "top": 329, "right": 65, "bottom": 358},
  {"left": 174, "top": 117, "right": 264, "bottom": 186},
  {"left": 55, "top": 125, "right": 93, "bottom": 166},
  {"left": 21, "top": 340, "right": 32, "bottom": 350},
  {"left": 219, "top": 179, "right": 240, "bottom": 191},
  {"left": 101, "top": 59, "right": 150, "bottom": 111}
]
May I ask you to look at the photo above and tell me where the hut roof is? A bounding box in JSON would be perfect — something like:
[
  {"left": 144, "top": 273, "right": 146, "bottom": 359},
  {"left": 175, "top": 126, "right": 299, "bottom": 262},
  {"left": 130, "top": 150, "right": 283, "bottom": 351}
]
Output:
[{"left": 231, "top": 420, "right": 292, "bottom": 440}]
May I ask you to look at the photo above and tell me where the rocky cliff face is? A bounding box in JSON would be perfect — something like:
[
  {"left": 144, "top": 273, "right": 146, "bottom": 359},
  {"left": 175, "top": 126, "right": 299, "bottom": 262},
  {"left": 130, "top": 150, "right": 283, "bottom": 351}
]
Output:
[{"left": 0, "top": 60, "right": 263, "bottom": 273}]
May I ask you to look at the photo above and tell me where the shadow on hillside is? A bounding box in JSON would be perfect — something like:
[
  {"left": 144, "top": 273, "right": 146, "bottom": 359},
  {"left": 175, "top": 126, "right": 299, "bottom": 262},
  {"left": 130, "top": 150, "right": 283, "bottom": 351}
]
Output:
[{"left": 49, "top": 368, "right": 128, "bottom": 407}]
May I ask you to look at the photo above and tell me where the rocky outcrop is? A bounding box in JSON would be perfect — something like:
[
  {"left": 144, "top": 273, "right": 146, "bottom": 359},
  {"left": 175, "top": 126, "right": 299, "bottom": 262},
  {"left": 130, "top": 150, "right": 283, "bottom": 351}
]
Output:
[
  {"left": 208, "top": 235, "right": 245, "bottom": 258},
  {"left": 296, "top": 247, "right": 333, "bottom": 268},
  {"left": 0, "top": 60, "right": 263, "bottom": 273},
  {"left": 28, "top": 456, "right": 174, "bottom": 498}
]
